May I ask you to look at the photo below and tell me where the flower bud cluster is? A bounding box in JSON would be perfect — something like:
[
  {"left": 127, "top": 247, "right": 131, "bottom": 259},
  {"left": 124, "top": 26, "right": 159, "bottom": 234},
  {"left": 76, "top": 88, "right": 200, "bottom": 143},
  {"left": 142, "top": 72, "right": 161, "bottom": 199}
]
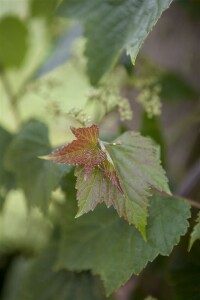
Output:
[
  {"left": 118, "top": 98, "right": 133, "bottom": 121},
  {"left": 87, "top": 83, "right": 133, "bottom": 122},
  {"left": 134, "top": 76, "right": 162, "bottom": 118}
]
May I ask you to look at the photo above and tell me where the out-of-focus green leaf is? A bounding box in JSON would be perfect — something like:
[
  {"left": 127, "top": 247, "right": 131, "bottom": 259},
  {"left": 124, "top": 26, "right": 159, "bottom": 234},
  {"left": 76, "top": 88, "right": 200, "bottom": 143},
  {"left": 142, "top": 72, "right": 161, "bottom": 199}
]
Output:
[
  {"left": 171, "top": 240, "right": 200, "bottom": 300},
  {"left": 5, "top": 120, "right": 69, "bottom": 213},
  {"left": 189, "top": 212, "right": 200, "bottom": 250},
  {"left": 56, "top": 194, "right": 190, "bottom": 295},
  {"left": 0, "top": 190, "right": 51, "bottom": 254},
  {"left": 30, "top": 0, "right": 59, "bottom": 19},
  {"left": 0, "top": 16, "right": 28, "bottom": 68},
  {"left": 0, "top": 126, "right": 14, "bottom": 189},
  {"left": 2, "top": 245, "right": 113, "bottom": 300},
  {"left": 140, "top": 112, "right": 167, "bottom": 168},
  {"left": 160, "top": 72, "right": 199, "bottom": 102},
  {"left": 35, "top": 25, "right": 82, "bottom": 77},
  {"left": 58, "top": 0, "right": 173, "bottom": 85}
]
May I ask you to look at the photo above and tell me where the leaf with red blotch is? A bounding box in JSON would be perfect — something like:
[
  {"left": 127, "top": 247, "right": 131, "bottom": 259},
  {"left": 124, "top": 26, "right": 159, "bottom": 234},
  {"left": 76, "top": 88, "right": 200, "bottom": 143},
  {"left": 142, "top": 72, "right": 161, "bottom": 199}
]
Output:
[
  {"left": 42, "top": 125, "right": 107, "bottom": 176},
  {"left": 101, "top": 160, "right": 124, "bottom": 195},
  {"left": 75, "top": 131, "right": 171, "bottom": 239}
]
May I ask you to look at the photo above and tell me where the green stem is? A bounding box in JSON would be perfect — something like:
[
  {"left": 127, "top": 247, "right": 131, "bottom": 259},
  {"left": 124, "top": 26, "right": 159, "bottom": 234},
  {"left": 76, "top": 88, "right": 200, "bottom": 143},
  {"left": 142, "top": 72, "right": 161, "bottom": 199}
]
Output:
[{"left": 186, "top": 198, "right": 200, "bottom": 210}]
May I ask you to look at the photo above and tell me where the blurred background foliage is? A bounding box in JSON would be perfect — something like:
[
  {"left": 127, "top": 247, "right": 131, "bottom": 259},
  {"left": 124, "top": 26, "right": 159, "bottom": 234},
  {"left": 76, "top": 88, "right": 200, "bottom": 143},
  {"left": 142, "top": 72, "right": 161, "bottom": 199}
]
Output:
[{"left": 0, "top": 0, "right": 200, "bottom": 299}]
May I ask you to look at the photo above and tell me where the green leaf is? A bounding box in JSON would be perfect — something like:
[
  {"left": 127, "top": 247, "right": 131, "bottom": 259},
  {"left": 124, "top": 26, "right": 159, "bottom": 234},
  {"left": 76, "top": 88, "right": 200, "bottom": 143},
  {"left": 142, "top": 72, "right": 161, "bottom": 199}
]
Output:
[
  {"left": 0, "top": 16, "right": 28, "bottom": 68},
  {"left": 30, "top": 0, "right": 59, "bottom": 19},
  {"left": 5, "top": 120, "right": 68, "bottom": 213},
  {"left": 189, "top": 212, "right": 200, "bottom": 250},
  {"left": 0, "top": 126, "right": 14, "bottom": 190},
  {"left": 160, "top": 71, "right": 199, "bottom": 102},
  {"left": 75, "top": 131, "right": 170, "bottom": 237},
  {"left": 2, "top": 245, "right": 113, "bottom": 300},
  {"left": 58, "top": 0, "right": 173, "bottom": 84},
  {"left": 0, "top": 190, "right": 51, "bottom": 254},
  {"left": 56, "top": 194, "right": 190, "bottom": 295},
  {"left": 140, "top": 112, "right": 167, "bottom": 168}
]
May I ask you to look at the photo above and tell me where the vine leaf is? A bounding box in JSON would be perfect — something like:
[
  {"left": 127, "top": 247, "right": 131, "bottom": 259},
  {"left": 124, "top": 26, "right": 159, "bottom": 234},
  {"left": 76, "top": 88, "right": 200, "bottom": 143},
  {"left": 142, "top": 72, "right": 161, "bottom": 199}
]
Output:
[
  {"left": 43, "top": 124, "right": 123, "bottom": 193},
  {"left": 43, "top": 125, "right": 107, "bottom": 176},
  {"left": 75, "top": 131, "right": 170, "bottom": 237},
  {"left": 189, "top": 212, "right": 200, "bottom": 250},
  {"left": 5, "top": 120, "right": 69, "bottom": 213},
  {"left": 4, "top": 244, "right": 112, "bottom": 300},
  {"left": 56, "top": 194, "right": 191, "bottom": 295},
  {"left": 58, "top": 0, "right": 173, "bottom": 84},
  {"left": 45, "top": 125, "right": 170, "bottom": 237}
]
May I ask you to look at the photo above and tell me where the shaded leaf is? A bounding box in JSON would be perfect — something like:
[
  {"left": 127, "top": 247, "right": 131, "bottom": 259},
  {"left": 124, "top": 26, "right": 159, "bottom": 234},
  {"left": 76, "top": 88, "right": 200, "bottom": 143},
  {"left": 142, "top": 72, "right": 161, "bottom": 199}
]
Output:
[
  {"left": 0, "top": 190, "right": 51, "bottom": 255},
  {"left": 5, "top": 120, "right": 68, "bottom": 213},
  {"left": 0, "top": 126, "right": 14, "bottom": 190},
  {"left": 160, "top": 71, "right": 199, "bottom": 102},
  {"left": 30, "top": 0, "right": 58, "bottom": 19},
  {"left": 56, "top": 194, "right": 190, "bottom": 295},
  {"left": 0, "top": 16, "right": 28, "bottom": 68},
  {"left": 2, "top": 245, "right": 113, "bottom": 300},
  {"left": 58, "top": 0, "right": 173, "bottom": 84},
  {"left": 140, "top": 112, "right": 167, "bottom": 168},
  {"left": 189, "top": 212, "right": 200, "bottom": 250}
]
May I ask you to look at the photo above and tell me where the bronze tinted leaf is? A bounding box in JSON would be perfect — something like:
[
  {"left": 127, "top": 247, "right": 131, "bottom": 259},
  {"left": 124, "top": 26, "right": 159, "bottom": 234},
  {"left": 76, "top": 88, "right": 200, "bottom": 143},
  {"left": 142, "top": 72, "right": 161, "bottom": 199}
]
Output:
[{"left": 44, "top": 125, "right": 107, "bottom": 176}]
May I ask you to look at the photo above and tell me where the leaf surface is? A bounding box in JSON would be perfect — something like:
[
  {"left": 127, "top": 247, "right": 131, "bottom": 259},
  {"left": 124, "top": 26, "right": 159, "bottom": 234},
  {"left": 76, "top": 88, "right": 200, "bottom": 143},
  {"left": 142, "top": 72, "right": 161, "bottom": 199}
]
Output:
[
  {"left": 56, "top": 195, "right": 190, "bottom": 295},
  {"left": 76, "top": 131, "right": 170, "bottom": 237},
  {"left": 0, "top": 16, "right": 28, "bottom": 68},
  {"left": 5, "top": 120, "right": 69, "bottom": 213},
  {"left": 2, "top": 245, "right": 113, "bottom": 300},
  {"left": 44, "top": 124, "right": 106, "bottom": 176},
  {"left": 58, "top": 0, "right": 173, "bottom": 84}
]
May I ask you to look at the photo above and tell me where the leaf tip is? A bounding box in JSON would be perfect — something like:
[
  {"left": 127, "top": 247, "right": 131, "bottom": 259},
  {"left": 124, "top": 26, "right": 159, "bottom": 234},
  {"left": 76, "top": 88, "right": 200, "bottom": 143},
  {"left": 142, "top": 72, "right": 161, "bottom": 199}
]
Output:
[
  {"left": 75, "top": 210, "right": 84, "bottom": 218},
  {"left": 37, "top": 155, "right": 51, "bottom": 160}
]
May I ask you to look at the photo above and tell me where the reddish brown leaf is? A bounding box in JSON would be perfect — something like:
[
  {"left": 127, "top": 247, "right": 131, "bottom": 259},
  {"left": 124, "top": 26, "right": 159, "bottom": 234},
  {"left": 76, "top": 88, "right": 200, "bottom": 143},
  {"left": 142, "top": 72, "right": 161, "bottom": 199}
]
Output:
[{"left": 43, "top": 125, "right": 107, "bottom": 176}]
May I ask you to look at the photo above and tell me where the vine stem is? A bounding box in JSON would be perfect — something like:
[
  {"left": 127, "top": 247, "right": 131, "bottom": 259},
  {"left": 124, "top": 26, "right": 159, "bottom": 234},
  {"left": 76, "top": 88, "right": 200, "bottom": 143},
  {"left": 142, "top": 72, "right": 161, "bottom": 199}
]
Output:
[
  {"left": 185, "top": 198, "right": 200, "bottom": 210},
  {"left": 0, "top": 67, "right": 21, "bottom": 128}
]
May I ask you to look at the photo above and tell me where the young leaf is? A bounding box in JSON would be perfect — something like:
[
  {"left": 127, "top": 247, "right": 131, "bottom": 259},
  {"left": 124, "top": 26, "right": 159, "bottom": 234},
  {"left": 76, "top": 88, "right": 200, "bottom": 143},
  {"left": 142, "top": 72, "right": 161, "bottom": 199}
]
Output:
[
  {"left": 44, "top": 125, "right": 107, "bottom": 176},
  {"left": 58, "top": 0, "right": 173, "bottom": 84},
  {"left": 189, "top": 212, "right": 200, "bottom": 250},
  {"left": 56, "top": 194, "right": 190, "bottom": 295},
  {"left": 5, "top": 120, "right": 68, "bottom": 213},
  {"left": 75, "top": 131, "right": 170, "bottom": 237}
]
